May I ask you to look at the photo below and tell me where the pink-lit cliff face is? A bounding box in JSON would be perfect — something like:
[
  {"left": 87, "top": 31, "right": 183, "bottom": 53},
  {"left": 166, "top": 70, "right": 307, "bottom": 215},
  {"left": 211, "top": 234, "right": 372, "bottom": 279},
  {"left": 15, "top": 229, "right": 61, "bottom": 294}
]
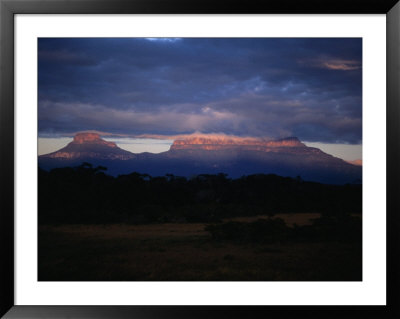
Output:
[
  {"left": 170, "top": 136, "right": 305, "bottom": 151},
  {"left": 72, "top": 132, "right": 117, "bottom": 148}
]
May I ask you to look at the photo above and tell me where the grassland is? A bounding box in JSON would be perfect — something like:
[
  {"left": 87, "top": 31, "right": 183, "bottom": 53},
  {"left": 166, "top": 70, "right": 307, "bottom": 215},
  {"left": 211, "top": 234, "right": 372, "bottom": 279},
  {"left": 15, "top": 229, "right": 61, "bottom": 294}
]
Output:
[{"left": 38, "top": 213, "right": 361, "bottom": 281}]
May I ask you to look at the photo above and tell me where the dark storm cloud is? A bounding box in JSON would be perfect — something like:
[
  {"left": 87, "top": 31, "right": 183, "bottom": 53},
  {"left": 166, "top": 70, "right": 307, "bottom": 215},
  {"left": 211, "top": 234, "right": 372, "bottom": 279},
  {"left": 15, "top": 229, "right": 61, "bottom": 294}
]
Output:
[{"left": 38, "top": 38, "right": 362, "bottom": 143}]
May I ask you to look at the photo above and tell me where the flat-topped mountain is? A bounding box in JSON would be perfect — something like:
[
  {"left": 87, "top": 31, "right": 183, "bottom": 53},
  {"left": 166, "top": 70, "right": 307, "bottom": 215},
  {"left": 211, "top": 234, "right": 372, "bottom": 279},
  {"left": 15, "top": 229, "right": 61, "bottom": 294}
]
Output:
[
  {"left": 39, "top": 133, "right": 361, "bottom": 184},
  {"left": 40, "top": 132, "right": 136, "bottom": 160},
  {"left": 166, "top": 135, "right": 328, "bottom": 161}
]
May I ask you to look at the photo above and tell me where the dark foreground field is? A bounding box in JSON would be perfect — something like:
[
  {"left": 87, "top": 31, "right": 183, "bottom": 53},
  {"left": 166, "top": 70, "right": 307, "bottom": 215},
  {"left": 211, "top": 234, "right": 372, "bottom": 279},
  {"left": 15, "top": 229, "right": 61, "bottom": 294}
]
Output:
[{"left": 38, "top": 213, "right": 362, "bottom": 281}]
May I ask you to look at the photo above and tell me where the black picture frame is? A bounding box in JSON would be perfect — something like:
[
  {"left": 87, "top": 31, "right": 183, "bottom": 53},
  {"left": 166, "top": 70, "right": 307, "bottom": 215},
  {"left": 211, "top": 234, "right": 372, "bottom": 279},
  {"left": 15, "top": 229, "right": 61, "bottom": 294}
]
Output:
[{"left": 1, "top": 0, "right": 399, "bottom": 318}]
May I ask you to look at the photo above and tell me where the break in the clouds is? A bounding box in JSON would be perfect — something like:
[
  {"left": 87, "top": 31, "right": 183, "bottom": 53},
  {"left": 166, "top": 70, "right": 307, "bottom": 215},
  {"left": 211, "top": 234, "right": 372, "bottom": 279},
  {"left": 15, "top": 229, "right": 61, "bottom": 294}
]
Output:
[{"left": 38, "top": 38, "right": 362, "bottom": 144}]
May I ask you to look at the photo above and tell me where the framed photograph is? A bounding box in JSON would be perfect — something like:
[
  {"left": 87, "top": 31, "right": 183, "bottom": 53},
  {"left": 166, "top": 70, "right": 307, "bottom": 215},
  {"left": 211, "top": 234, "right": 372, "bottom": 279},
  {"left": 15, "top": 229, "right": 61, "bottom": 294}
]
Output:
[{"left": 1, "top": 0, "right": 399, "bottom": 318}]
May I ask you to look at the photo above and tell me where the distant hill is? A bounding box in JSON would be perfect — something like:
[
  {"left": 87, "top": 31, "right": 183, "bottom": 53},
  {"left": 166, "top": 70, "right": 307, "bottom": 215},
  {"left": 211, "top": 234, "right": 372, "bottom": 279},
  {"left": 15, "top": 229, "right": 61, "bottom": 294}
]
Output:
[{"left": 39, "top": 132, "right": 362, "bottom": 184}]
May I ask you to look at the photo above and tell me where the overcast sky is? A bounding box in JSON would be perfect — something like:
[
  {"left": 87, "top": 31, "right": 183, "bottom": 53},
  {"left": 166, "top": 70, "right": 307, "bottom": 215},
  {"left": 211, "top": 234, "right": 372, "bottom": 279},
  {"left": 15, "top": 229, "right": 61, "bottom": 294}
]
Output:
[{"left": 38, "top": 38, "right": 362, "bottom": 155}]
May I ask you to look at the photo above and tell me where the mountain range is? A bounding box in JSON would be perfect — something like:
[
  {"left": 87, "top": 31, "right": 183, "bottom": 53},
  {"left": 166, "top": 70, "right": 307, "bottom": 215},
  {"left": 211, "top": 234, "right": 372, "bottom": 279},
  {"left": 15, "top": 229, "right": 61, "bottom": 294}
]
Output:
[{"left": 38, "top": 132, "right": 362, "bottom": 184}]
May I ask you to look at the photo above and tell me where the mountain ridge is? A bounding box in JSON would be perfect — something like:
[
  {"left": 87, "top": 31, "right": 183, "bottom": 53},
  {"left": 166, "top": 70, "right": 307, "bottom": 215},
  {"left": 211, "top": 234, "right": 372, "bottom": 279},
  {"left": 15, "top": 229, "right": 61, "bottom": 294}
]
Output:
[
  {"left": 171, "top": 136, "right": 305, "bottom": 150},
  {"left": 39, "top": 132, "right": 362, "bottom": 184}
]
